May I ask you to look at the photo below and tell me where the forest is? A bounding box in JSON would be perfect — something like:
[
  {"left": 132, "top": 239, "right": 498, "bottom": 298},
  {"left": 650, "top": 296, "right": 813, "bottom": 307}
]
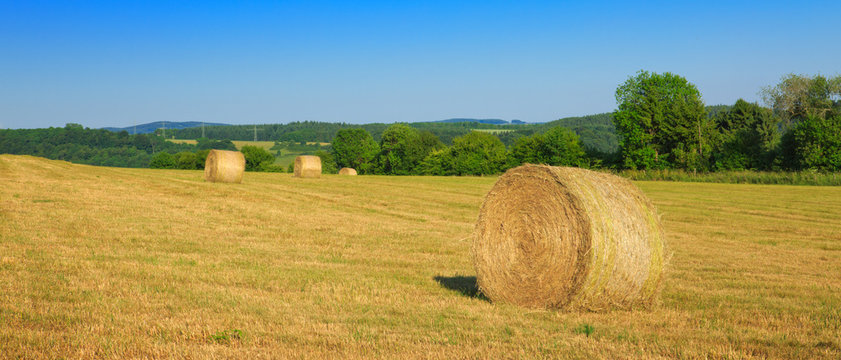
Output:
[
  {"left": 165, "top": 115, "right": 618, "bottom": 152},
  {"left": 0, "top": 124, "right": 194, "bottom": 168},
  {"left": 1, "top": 72, "right": 839, "bottom": 177}
]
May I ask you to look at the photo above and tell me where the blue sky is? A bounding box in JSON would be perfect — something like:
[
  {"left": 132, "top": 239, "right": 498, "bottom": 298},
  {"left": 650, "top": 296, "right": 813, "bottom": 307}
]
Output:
[{"left": 1, "top": 1, "right": 840, "bottom": 129}]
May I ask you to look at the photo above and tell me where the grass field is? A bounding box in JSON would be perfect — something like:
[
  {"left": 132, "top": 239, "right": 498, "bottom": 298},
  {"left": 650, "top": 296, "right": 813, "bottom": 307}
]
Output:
[
  {"left": 231, "top": 141, "right": 277, "bottom": 151},
  {"left": 473, "top": 129, "right": 515, "bottom": 134},
  {"left": 1, "top": 155, "right": 839, "bottom": 359},
  {"left": 167, "top": 139, "right": 277, "bottom": 152},
  {"left": 167, "top": 139, "right": 198, "bottom": 145}
]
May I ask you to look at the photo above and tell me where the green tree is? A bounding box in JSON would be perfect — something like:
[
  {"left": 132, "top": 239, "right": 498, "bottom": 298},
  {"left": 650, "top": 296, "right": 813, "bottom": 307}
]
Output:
[
  {"left": 416, "top": 130, "right": 446, "bottom": 153},
  {"left": 426, "top": 131, "right": 507, "bottom": 176},
  {"left": 418, "top": 149, "right": 455, "bottom": 176},
  {"left": 613, "top": 70, "right": 710, "bottom": 170},
  {"left": 761, "top": 74, "right": 841, "bottom": 127},
  {"left": 240, "top": 146, "right": 274, "bottom": 171},
  {"left": 377, "top": 124, "right": 443, "bottom": 175},
  {"left": 175, "top": 151, "right": 199, "bottom": 169},
  {"left": 712, "top": 99, "right": 780, "bottom": 170},
  {"left": 149, "top": 152, "right": 176, "bottom": 169},
  {"left": 541, "top": 127, "right": 586, "bottom": 167},
  {"left": 331, "top": 128, "right": 379, "bottom": 174},
  {"left": 132, "top": 134, "right": 153, "bottom": 152},
  {"left": 507, "top": 127, "right": 586, "bottom": 168},
  {"left": 314, "top": 150, "right": 338, "bottom": 174},
  {"left": 507, "top": 134, "right": 544, "bottom": 168},
  {"left": 782, "top": 115, "right": 841, "bottom": 171},
  {"left": 195, "top": 149, "right": 210, "bottom": 169},
  {"left": 196, "top": 138, "right": 237, "bottom": 151}
]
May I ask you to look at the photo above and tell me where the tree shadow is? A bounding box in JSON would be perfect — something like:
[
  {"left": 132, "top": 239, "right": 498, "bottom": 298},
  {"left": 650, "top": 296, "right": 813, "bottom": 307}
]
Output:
[{"left": 433, "top": 275, "right": 489, "bottom": 302}]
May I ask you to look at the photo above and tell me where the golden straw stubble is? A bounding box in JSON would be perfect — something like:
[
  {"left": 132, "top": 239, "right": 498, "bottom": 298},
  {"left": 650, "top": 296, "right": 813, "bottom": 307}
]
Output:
[
  {"left": 472, "top": 164, "right": 666, "bottom": 310},
  {"left": 204, "top": 149, "right": 245, "bottom": 183},
  {"left": 293, "top": 156, "right": 322, "bottom": 178}
]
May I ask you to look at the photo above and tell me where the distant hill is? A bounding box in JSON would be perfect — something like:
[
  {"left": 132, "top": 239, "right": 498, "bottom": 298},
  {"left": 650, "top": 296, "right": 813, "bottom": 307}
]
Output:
[
  {"left": 102, "top": 121, "right": 231, "bottom": 134},
  {"left": 432, "top": 118, "right": 527, "bottom": 125},
  {"left": 535, "top": 113, "right": 618, "bottom": 153}
]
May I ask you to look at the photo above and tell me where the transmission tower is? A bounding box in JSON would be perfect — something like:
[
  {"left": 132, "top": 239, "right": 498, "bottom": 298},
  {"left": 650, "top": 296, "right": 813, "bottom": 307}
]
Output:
[{"left": 253, "top": 125, "right": 263, "bottom": 141}]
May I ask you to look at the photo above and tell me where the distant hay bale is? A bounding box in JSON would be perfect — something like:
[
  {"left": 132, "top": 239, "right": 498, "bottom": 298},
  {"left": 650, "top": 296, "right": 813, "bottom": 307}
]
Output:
[
  {"left": 338, "top": 167, "right": 357, "bottom": 176},
  {"left": 293, "top": 156, "right": 322, "bottom": 178},
  {"left": 204, "top": 149, "right": 245, "bottom": 183},
  {"left": 472, "top": 164, "right": 666, "bottom": 310}
]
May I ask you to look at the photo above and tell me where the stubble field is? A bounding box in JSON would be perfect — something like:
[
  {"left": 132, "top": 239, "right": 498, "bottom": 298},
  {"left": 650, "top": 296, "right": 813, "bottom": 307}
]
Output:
[{"left": 1, "top": 154, "right": 839, "bottom": 359}]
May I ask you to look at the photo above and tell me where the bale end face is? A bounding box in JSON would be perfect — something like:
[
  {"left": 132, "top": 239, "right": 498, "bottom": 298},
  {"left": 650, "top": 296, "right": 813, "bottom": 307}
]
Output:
[
  {"left": 293, "top": 156, "right": 322, "bottom": 178},
  {"left": 204, "top": 149, "right": 245, "bottom": 183},
  {"left": 471, "top": 164, "right": 665, "bottom": 310}
]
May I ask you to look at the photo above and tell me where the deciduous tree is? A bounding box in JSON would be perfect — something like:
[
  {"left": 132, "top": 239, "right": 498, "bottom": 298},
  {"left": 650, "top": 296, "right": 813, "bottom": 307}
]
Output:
[
  {"left": 149, "top": 152, "right": 176, "bottom": 169},
  {"left": 449, "top": 131, "right": 507, "bottom": 175},
  {"left": 613, "top": 70, "right": 710, "bottom": 170},
  {"left": 175, "top": 151, "right": 199, "bottom": 170},
  {"left": 331, "top": 128, "right": 379, "bottom": 174},
  {"left": 240, "top": 146, "right": 274, "bottom": 171},
  {"left": 376, "top": 124, "right": 443, "bottom": 175},
  {"left": 761, "top": 74, "right": 841, "bottom": 126},
  {"left": 712, "top": 99, "right": 780, "bottom": 170},
  {"left": 782, "top": 115, "right": 841, "bottom": 171}
]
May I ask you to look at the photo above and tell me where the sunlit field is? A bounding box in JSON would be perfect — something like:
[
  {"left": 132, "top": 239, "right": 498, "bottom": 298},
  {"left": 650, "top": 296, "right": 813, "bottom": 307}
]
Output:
[
  {"left": 472, "top": 129, "right": 516, "bottom": 134},
  {"left": 1, "top": 155, "right": 839, "bottom": 359},
  {"left": 167, "top": 139, "right": 277, "bottom": 152}
]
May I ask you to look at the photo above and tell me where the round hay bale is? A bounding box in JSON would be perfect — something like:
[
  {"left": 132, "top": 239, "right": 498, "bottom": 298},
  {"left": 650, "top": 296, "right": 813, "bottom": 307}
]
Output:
[
  {"left": 204, "top": 149, "right": 245, "bottom": 183},
  {"left": 472, "top": 164, "right": 665, "bottom": 310},
  {"left": 293, "top": 155, "right": 322, "bottom": 178},
  {"left": 338, "top": 167, "right": 357, "bottom": 176}
]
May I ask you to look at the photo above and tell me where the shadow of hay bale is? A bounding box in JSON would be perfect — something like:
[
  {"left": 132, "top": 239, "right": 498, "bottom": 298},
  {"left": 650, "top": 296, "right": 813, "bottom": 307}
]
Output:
[{"left": 433, "top": 275, "right": 489, "bottom": 302}]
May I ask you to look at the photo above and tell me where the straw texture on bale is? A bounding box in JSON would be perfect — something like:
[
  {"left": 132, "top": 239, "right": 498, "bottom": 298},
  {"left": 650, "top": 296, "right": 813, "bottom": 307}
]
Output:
[
  {"left": 472, "top": 164, "right": 665, "bottom": 310},
  {"left": 203, "top": 149, "right": 245, "bottom": 183},
  {"left": 293, "top": 156, "right": 322, "bottom": 178},
  {"left": 338, "top": 167, "right": 357, "bottom": 176}
]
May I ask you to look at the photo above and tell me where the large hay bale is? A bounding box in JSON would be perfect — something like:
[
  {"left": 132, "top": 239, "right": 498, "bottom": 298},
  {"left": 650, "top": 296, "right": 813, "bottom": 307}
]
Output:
[
  {"left": 204, "top": 149, "right": 245, "bottom": 183},
  {"left": 472, "top": 164, "right": 665, "bottom": 310},
  {"left": 293, "top": 156, "right": 322, "bottom": 178},
  {"left": 338, "top": 167, "right": 357, "bottom": 176}
]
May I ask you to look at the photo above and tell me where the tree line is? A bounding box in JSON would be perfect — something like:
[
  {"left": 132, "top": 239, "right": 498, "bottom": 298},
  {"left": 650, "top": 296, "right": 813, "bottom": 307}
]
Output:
[
  {"left": 2, "top": 71, "right": 838, "bottom": 174},
  {"left": 613, "top": 71, "right": 840, "bottom": 172},
  {"left": 314, "top": 72, "right": 840, "bottom": 175},
  {"left": 0, "top": 124, "right": 195, "bottom": 168},
  {"left": 301, "top": 124, "right": 585, "bottom": 176},
  {"left": 144, "top": 123, "right": 589, "bottom": 176},
  {"left": 167, "top": 116, "right": 618, "bottom": 153}
]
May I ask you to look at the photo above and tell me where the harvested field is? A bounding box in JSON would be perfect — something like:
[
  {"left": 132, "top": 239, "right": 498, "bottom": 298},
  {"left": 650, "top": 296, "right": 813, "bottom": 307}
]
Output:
[{"left": 1, "top": 155, "right": 839, "bottom": 359}]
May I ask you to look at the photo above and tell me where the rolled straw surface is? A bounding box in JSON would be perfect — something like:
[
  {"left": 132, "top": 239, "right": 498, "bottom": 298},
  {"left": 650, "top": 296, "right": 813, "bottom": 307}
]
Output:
[
  {"left": 293, "top": 156, "right": 322, "bottom": 178},
  {"left": 338, "top": 167, "right": 357, "bottom": 176},
  {"left": 204, "top": 149, "right": 245, "bottom": 183},
  {"left": 472, "top": 164, "right": 665, "bottom": 310}
]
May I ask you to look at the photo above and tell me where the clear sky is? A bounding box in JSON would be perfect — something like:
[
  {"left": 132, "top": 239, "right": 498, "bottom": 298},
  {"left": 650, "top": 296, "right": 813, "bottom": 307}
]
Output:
[{"left": 2, "top": 1, "right": 840, "bottom": 129}]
